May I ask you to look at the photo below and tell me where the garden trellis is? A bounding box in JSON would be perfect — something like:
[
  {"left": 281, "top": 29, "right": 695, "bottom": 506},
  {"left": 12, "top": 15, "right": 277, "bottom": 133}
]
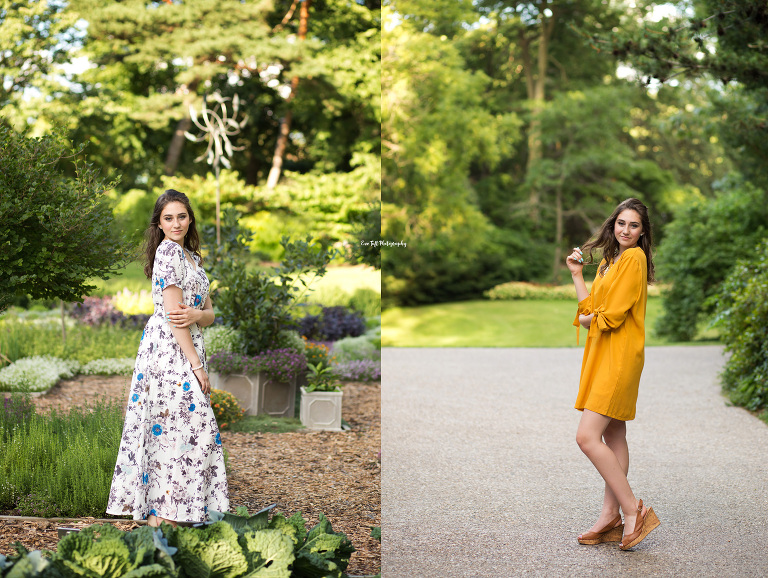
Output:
[{"left": 184, "top": 92, "right": 248, "bottom": 246}]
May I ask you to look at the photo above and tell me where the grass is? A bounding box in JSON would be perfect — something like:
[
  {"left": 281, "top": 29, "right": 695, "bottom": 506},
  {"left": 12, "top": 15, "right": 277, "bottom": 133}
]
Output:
[
  {"left": 381, "top": 298, "right": 721, "bottom": 348},
  {"left": 89, "top": 261, "right": 148, "bottom": 296},
  {"left": 227, "top": 414, "right": 304, "bottom": 434}
]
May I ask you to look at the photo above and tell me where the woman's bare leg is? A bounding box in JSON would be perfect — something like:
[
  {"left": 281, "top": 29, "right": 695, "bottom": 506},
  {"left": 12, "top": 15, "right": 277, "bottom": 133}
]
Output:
[
  {"left": 591, "top": 419, "right": 629, "bottom": 530},
  {"left": 576, "top": 410, "right": 643, "bottom": 535}
]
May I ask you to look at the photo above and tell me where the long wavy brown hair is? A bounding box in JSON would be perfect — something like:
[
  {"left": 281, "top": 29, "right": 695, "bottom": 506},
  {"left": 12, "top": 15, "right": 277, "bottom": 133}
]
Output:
[
  {"left": 143, "top": 189, "right": 203, "bottom": 279},
  {"left": 580, "top": 197, "right": 655, "bottom": 283}
]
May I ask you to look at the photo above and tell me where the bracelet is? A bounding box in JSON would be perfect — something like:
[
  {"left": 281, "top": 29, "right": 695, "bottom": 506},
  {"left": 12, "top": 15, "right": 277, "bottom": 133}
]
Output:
[{"left": 191, "top": 364, "right": 204, "bottom": 371}]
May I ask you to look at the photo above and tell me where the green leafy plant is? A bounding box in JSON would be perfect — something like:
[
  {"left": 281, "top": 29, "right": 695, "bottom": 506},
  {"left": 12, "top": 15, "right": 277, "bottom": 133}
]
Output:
[
  {"left": 655, "top": 181, "right": 768, "bottom": 341},
  {"left": 0, "top": 507, "right": 356, "bottom": 578},
  {"left": 305, "top": 362, "right": 341, "bottom": 393},
  {"left": 711, "top": 238, "right": 768, "bottom": 412},
  {"left": 209, "top": 389, "right": 246, "bottom": 430},
  {"left": 205, "top": 210, "right": 340, "bottom": 355},
  {"left": 332, "top": 335, "right": 379, "bottom": 363}
]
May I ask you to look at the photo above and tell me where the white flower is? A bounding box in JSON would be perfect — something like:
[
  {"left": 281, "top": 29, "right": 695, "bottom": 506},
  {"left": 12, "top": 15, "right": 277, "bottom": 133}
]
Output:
[
  {"left": 80, "top": 358, "right": 135, "bottom": 376},
  {"left": 0, "top": 356, "right": 81, "bottom": 393}
]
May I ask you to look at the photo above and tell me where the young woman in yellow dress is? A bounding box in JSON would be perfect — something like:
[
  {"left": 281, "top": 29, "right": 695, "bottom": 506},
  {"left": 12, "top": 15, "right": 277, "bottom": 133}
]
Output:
[{"left": 565, "top": 197, "right": 661, "bottom": 550}]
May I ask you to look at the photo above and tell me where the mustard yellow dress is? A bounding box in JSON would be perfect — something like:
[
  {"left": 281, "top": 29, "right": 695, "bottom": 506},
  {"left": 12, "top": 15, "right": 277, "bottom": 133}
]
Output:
[{"left": 573, "top": 247, "right": 648, "bottom": 421}]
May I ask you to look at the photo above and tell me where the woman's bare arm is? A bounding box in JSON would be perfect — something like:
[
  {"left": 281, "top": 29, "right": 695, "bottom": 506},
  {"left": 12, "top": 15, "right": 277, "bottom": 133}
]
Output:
[
  {"left": 167, "top": 295, "right": 214, "bottom": 328},
  {"left": 162, "top": 285, "right": 210, "bottom": 394}
]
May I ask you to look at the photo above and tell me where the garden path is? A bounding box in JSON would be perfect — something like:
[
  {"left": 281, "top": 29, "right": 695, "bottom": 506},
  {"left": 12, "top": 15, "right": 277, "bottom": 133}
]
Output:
[{"left": 382, "top": 346, "right": 768, "bottom": 577}]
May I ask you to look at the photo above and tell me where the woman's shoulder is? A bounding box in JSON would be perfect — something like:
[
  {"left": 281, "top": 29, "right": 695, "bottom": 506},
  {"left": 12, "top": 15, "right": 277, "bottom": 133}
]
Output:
[
  {"left": 622, "top": 247, "right": 646, "bottom": 265},
  {"left": 156, "top": 239, "right": 183, "bottom": 258}
]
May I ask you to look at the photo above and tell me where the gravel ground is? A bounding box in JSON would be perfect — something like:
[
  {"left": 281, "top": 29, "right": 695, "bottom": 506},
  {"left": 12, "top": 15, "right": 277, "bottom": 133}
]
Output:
[{"left": 382, "top": 346, "right": 768, "bottom": 577}]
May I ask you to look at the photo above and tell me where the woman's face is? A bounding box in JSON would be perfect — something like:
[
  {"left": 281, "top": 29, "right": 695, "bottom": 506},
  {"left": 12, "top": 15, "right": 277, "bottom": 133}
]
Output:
[
  {"left": 614, "top": 208, "right": 643, "bottom": 251},
  {"left": 158, "top": 201, "right": 191, "bottom": 244}
]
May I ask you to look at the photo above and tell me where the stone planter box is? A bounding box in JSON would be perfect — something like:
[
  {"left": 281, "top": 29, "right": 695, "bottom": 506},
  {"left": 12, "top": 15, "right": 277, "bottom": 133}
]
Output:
[
  {"left": 209, "top": 372, "right": 296, "bottom": 418},
  {"left": 299, "top": 386, "right": 343, "bottom": 432}
]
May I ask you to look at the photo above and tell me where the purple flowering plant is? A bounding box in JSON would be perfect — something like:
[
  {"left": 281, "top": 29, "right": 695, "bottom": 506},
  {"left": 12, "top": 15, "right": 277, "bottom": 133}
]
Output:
[
  {"left": 333, "top": 359, "right": 381, "bottom": 382},
  {"left": 208, "top": 348, "right": 307, "bottom": 382}
]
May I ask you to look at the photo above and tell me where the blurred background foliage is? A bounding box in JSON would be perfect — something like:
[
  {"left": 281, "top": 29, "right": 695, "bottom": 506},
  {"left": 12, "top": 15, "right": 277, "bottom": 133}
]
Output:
[
  {"left": 382, "top": 1, "right": 765, "bottom": 321},
  {"left": 1, "top": 0, "right": 381, "bottom": 266}
]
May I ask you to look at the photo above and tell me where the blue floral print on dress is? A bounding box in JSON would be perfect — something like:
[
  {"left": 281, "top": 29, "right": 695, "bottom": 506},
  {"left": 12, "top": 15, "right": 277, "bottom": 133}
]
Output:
[
  {"left": 137, "top": 373, "right": 143, "bottom": 381},
  {"left": 194, "top": 294, "right": 202, "bottom": 306},
  {"left": 132, "top": 393, "right": 139, "bottom": 402},
  {"left": 152, "top": 424, "right": 162, "bottom": 436},
  {"left": 189, "top": 404, "right": 195, "bottom": 411},
  {"left": 142, "top": 473, "right": 148, "bottom": 485},
  {"left": 183, "top": 382, "right": 191, "bottom": 391},
  {"left": 215, "top": 433, "right": 221, "bottom": 445},
  {"left": 150, "top": 508, "right": 157, "bottom": 517}
]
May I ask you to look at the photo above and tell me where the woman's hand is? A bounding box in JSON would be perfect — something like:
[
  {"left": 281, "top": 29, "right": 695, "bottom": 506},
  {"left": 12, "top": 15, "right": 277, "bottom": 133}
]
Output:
[
  {"left": 566, "top": 247, "right": 584, "bottom": 275},
  {"left": 166, "top": 302, "right": 201, "bottom": 328},
  {"left": 193, "top": 367, "right": 210, "bottom": 395}
]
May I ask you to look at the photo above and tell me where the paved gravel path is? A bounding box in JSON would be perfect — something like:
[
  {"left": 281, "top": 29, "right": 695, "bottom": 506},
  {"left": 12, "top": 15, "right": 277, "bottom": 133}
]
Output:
[{"left": 382, "top": 346, "right": 768, "bottom": 577}]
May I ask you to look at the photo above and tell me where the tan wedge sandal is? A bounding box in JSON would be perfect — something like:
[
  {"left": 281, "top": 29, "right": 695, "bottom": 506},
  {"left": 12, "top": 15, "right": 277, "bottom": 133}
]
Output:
[
  {"left": 619, "top": 499, "right": 660, "bottom": 550},
  {"left": 577, "top": 514, "right": 624, "bottom": 545}
]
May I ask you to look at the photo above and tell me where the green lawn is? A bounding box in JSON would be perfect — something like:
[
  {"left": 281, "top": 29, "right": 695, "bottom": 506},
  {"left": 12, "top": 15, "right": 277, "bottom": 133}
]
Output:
[
  {"left": 381, "top": 298, "right": 720, "bottom": 348},
  {"left": 91, "top": 261, "right": 380, "bottom": 297}
]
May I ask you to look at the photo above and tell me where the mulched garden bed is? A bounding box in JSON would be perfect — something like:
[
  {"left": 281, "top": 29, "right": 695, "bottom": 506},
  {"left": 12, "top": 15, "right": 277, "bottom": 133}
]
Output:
[{"left": 1, "top": 374, "right": 381, "bottom": 576}]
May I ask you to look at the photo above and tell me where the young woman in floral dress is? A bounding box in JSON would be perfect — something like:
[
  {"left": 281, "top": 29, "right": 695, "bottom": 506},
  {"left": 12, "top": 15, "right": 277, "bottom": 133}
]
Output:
[
  {"left": 107, "top": 189, "right": 229, "bottom": 526},
  {"left": 566, "top": 197, "right": 660, "bottom": 550}
]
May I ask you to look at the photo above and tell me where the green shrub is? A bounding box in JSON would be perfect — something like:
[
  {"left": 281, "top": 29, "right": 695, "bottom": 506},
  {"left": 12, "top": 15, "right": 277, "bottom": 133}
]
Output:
[
  {"left": 210, "top": 389, "right": 246, "bottom": 430},
  {"left": 711, "top": 238, "right": 768, "bottom": 411},
  {"left": 271, "top": 329, "right": 306, "bottom": 356},
  {"left": 206, "top": 210, "right": 339, "bottom": 355},
  {"left": 485, "top": 281, "right": 583, "bottom": 301},
  {"left": 655, "top": 180, "right": 768, "bottom": 341},
  {"left": 0, "top": 124, "right": 133, "bottom": 314},
  {"left": 0, "top": 398, "right": 124, "bottom": 516},
  {"left": 332, "top": 335, "right": 379, "bottom": 362}
]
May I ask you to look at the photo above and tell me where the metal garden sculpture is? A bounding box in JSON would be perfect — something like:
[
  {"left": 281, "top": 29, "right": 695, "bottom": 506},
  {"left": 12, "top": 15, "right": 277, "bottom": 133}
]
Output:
[{"left": 185, "top": 92, "right": 248, "bottom": 246}]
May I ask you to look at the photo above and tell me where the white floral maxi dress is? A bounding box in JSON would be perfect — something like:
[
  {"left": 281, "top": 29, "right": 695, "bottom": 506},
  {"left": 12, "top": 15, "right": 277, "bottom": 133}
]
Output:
[{"left": 106, "top": 239, "right": 229, "bottom": 522}]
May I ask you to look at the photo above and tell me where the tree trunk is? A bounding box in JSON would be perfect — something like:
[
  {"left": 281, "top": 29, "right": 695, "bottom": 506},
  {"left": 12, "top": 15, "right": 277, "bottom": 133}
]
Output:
[
  {"left": 521, "top": 2, "right": 556, "bottom": 224},
  {"left": 552, "top": 182, "right": 563, "bottom": 283},
  {"left": 165, "top": 113, "right": 191, "bottom": 176},
  {"left": 60, "top": 300, "right": 67, "bottom": 347},
  {"left": 266, "top": 0, "right": 311, "bottom": 190},
  {"left": 266, "top": 104, "right": 295, "bottom": 191}
]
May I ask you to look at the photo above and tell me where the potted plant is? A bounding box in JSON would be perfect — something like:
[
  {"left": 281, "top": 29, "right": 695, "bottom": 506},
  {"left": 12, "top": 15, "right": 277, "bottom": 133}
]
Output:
[
  {"left": 299, "top": 362, "right": 344, "bottom": 431},
  {"left": 208, "top": 348, "right": 305, "bottom": 418}
]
